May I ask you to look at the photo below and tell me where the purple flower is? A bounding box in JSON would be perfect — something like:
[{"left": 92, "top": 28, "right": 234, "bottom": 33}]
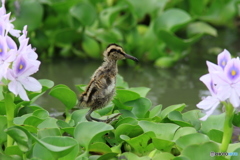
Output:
[
  {"left": 7, "top": 53, "right": 41, "bottom": 101},
  {"left": 197, "top": 49, "right": 240, "bottom": 120}
]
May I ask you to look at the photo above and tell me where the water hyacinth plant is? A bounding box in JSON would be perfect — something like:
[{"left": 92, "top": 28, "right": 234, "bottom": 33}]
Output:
[{"left": 197, "top": 49, "right": 240, "bottom": 153}]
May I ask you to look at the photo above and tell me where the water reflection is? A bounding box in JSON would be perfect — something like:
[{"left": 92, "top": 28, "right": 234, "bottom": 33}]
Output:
[{"left": 34, "top": 59, "right": 208, "bottom": 114}]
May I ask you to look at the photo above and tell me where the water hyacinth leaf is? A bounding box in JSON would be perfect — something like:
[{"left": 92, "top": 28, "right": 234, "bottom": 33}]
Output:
[
  {"left": 38, "top": 79, "right": 54, "bottom": 91},
  {"left": 4, "top": 145, "right": 22, "bottom": 157},
  {"left": 125, "top": 97, "right": 151, "bottom": 118},
  {"left": 32, "top": 109, "right": 49, "bottom": 119},
  {"left": 228, "top": 143, "right": 240, "bottom": 154},
  {"left": 74, "top": 122, "right": 113, "bottom": 149},
  {"left": 168, "top": 111, "right": 192, "bottom": 127},
  {"left": 129, "top": 87, "right": 150, "bottom": 97},
  {"left": 116, "top": 74, "right": 129, "bottom": 89},
  {"left": 181, "top": 142, "right": 219, "bottom": 160},
  {"left": 207, "top": 129, "right": 223, "bottom": 143},
  {"left": 231, "top": 147, "right": 240, "bottom": 160},
  {"left": 97, "top": 104, "right": 114, "bottom": 116},
  {"left": 38, "top": 128, "right": 61, "bottom": 139},
  {"left": 115, "top": 89, "right": 140, "bottom": 103},
  {"left": 6, "top": 127, "right": 30, "bottom": 152},
  {"left": 97, "top": 153, "right": 118, "bottom": 160},
  {"left": 12, "top": 0, "right": 43, "bottom": 31},
  {"left": 119, "top": 152, "right": 151, "bottom": 160},
  {"left": 182, "top": 110, "right": 201, "bottom": 130},
  {"left": 160, "top": 103, "right": 185, "bottom": 120},
  {"left": 154, "top": 8, "right": 191, "bottom": 32},
  {"left": 49, "top": 84, "right": 77, "bottom": 110},
  {"left": 175, "top": 133, "right": 210, "bottom": 150},
  {"left": 152, "top": 138, "right": 175, "bottom": 152},
  {"left": 70, "top": 1, "right": 97, "bottom": 26},
  {"left": 38, "top": 117, "right": 59, "bottom": 129},
  {"left": 89, "top": 142, "right": 112, "bottom": 155},
  {"left": 82, "top": 36, "right": 101, "bottom": 58},
  {"left": 200, "top": 113, "right": 225, "bottom": 134},
  {"left": 152, "top": 152, "right": 175, "bottom": 160},
  {"left": 233, "top": 112, "right": 240, "bottom": 127},
  {"left": 187, "top": 22, "right": 217, "bottom": 37},
  {"left": 115, "top": 117, "right": 138, "bottom": 127},
  {"left": 71, "top": 109, "right": 89, "bottom": 124},
  {"left": 51, "top": 0, "right": 79, "bottom": 12},
  {"left": 121, "top": 132, "right": 155, "bottom": 156},
  {"left": 33, "top": 136, "right": 79, "bottom": 159},
  {"left": 75, "top": 84, "right": 87, "bottom": 93},
  {"left": 139, "top": 121, "right": 179, "bottom": 140},
  {"left": 115, "top": 123, "right": 143, "bottom": 141},
  {"left": 99, "top": 5, "right": 126, "bottom": 28},
  {"left": 54, "top": 29, "right": 81, "bottom": 44},
  {"left": 127, "top": 0, "right": 152, "bottom": 19},
  {"left": 0, "top": 116, "right": 7, "bottom": 144},
  {"left": 173, "top": 127, "right": 197, "bottom": 141},
  {"left": 24, "top": 116, "right": 44, "bottom": 127},
  {"left": 158, "top": 30, "right": 202, "bottom": 52},
  {"left": 150, "top": 105, "right": 162, "bottom": 117}
]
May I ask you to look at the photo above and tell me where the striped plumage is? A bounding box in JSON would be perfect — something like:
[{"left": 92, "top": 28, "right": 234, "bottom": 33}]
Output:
[{"left": 79, "top": 43, "right": 138, "bottom": 123}]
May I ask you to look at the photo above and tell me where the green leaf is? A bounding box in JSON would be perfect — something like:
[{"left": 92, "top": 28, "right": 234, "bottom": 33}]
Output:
[
  {"left": 233, "top": 112, "right": 240, "bottom": 127},
  {"left": 120, "top": 132, "right": 155, "bottom": 156},
  {"left": 157, "top": 30, "right": 202, "bottom": 52},
  {"left": 160, "top": 104, "right": 186, "bottom": 120},
  {"left": 187, "top": 22, "right": 217, "bottom": 37},
  {"left": 168, "top": 111, "right": 192, "bottom": 127},
  {"left": 6, "top": 127, "right": 30, "bottom": 152},
  {"left": 12, "top": 0, "right": 43, "bottom": 31},
  {"left": 139, "top": 121, "right": 179, "bottom": 140},
  {"left": 82, "top": 36, "right": 101, "bottom": 58},
  {"left": 120, "top": 152, "right": 151, "bottom": 160},
  {"left": 115, "top": 89, "right": 140, "bottom": 103},
  {"left": 182, "top": 110, "right": 201, "bottom": 130},
  {"left": 207, "top": 129, "right": 223, "bottom": 143},
  {"left": 173, "top": 127, "right": 197, "bottom": 141},
  {"left": 154, "top": 8, "right": 191, "bottom": 32},
  {"left": 89, "top": 142, "right": 112, "bottom": 154},
  {"left": 49, "top": 84, "right": 77, "bottom": 110},
  {"left": 38, "top": 128, "right": 61, "bottom": 139},
  {"left": 70, "top": 1, "right": 97, "bottom": 26},
  {"left": 116, "top": 74, "right": 129, "bottom": 89},
  {"left": 74, "top": 122, "right": 113, "bottom": 149},
  {"left": 152, "top": 138, "right": 175, "bottom": 152},
  {"left": 175, "top": 133, "right": 210, "bottom": 150},
  {"left": 149, "top": 105, "right": 162, "bottom": 119},
  {"left": 181, "top": 142, "right": 219, "bottom": 160},
  {"left": 33, "top": 136, "right": 79, "bottom": 160},
  {"left": 125, "top": 98, "right": 151, "bottom": 118},
  {"left": 115, "top": 123, "right": 143, "bottom": 141},
  {"left": 129, "top": 87, "right": 150, "bottom": 97},
  {"left": 200, "top": 113, "right": 225, "bottom": 134},
  {"left": 99, "top": 5, "right": 126, "bottom": 28}
]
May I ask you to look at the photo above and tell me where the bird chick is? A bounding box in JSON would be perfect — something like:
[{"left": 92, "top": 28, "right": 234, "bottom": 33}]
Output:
[{"left": 79, "top": 43, "right": 138, "bottom": 123}]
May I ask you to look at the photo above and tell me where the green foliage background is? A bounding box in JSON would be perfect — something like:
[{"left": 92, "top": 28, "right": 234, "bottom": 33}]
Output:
[{"left": 7, "top": 0, "right": 240, "bottom": 67}]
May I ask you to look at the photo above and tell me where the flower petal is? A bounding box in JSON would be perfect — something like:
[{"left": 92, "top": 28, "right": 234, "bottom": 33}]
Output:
[
  {"left": 21, "top": 77, "right": 42, "bottom": 92},
  {"left": 229, "top": 89, "right": 240, "bottom": 108},
  {"left": 199, "top": 100, "right": 220, "bottom": 121},
  {"left": 217, "top": 49, "right": 231, "bottom": 69}
]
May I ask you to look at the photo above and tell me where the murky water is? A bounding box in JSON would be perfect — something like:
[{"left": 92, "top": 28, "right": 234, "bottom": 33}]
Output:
[
  {"left": 34, "top": 29, "right": 240, "bottom": 115},
  {"left": 34, "top": 58, "right": 208, "bottom": 115}
]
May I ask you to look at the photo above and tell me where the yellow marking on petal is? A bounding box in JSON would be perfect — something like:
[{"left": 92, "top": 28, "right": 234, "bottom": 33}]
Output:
[
  {"left": 19, "top": 64, "right": 23, "bottom": 70},
  {"left": 0, "top": 48, "right": 2, "bottom": 52},
  {"left": 231, "top": 70, "right": 236, "bottom": 76}
]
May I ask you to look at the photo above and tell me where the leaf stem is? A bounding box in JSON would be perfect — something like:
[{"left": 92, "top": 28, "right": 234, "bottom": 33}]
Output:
[{"left": 220, "top": 102, "right": 234, "bottom": 152}]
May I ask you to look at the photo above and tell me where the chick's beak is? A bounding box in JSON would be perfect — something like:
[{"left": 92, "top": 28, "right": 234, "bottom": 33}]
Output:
[{"left": 124, "top": 53, "right": 139, "bottom": 62}]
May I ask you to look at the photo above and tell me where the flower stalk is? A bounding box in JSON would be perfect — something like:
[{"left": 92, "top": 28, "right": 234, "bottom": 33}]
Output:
[
  {"left": 220, "top": 102, "right": 234, "bottom": 153},
  {"left": 4, "top": 92, "right": 15, "bottom": 147}
]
